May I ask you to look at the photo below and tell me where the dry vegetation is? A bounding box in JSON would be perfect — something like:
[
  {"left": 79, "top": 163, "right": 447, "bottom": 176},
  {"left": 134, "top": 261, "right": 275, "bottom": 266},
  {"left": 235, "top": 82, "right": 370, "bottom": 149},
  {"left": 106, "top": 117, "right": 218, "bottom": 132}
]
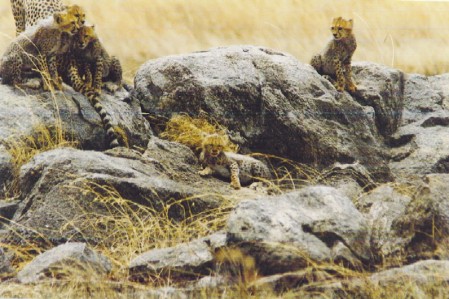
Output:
[{"left": 2, "top": 0, "right": 449, "bottom": 82}]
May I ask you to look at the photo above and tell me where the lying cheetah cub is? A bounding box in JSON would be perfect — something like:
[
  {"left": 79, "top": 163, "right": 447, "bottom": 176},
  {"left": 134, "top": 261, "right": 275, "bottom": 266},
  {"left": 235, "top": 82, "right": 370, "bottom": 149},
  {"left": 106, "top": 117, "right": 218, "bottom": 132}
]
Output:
[
  {"left": 198, "top": 134, "right": 271, "bottom": 190},
  {"left": 310, "top": 17, "right": 357, "bottom": 92}
]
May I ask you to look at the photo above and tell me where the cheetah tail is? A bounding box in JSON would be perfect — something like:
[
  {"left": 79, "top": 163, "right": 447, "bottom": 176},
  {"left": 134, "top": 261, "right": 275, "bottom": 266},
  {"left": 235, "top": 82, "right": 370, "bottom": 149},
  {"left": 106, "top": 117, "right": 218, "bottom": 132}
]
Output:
[{"left": 87, "top": 92, "right": 120, "bottom": 148}]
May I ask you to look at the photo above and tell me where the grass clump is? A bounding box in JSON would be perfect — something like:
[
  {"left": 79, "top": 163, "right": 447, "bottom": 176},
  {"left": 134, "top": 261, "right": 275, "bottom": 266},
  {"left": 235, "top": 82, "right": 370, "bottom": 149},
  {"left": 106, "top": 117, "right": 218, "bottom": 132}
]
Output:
[
  {"left": 3, "top": 123, "right": 78, "bottom": 197},
  {"left": 160, "top": 114, "right": 238, "bottom": 154}
]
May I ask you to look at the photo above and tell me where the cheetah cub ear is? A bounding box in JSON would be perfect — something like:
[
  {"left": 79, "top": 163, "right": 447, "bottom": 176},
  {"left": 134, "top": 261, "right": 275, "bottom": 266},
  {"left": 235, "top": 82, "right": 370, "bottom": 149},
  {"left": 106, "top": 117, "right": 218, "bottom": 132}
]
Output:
[
  {"left": 346, "top": 19, "right": 354, "bottom": 29},
  {"left": 53, "top": 12, "right": 64, "bottom": 24}
]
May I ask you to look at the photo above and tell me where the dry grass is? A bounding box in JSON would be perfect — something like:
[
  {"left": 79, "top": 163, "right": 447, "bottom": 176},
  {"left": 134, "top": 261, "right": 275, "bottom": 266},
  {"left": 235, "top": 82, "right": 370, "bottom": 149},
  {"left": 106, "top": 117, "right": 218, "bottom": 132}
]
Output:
[
  {"left": 1, "top": 0, "right": 449, "bottom": 83},
  {"left": 2, "top": 124, "right": 78, "bottom": 197},
  {"left": 161, "top": 114, "right": 239, "bottom": 154}
]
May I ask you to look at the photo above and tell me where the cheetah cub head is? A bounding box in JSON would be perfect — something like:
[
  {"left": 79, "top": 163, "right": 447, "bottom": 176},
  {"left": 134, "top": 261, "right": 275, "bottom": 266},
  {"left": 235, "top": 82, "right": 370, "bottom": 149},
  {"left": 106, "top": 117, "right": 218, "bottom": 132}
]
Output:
[
  {"left": 202, "top": 134, "right": 228, "bottom": 158},
  {"left": 65, "top": 5, "right": 86, "bottom": 27},
  {"left": 76, "top": 25, "right": 97, "bottom": 49},
  {"left": 53, "top": 11, "right": 79, "bottom": 35},
  {"left": 331, "top": 17, "right": 353, "bottom": 40}
]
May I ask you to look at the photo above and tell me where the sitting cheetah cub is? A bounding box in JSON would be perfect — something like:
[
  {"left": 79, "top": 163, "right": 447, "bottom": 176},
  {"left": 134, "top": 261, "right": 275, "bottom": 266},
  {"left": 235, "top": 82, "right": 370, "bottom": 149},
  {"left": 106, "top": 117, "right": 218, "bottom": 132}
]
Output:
[
  {"left": 198, "top": 134, "right": 271, "bottom": 190},
  {"left": 0, "top": 11, "right": 79, "bottom": 90},
  {"left": 310, "top": 17, "right": 357, "bottom": 93}
]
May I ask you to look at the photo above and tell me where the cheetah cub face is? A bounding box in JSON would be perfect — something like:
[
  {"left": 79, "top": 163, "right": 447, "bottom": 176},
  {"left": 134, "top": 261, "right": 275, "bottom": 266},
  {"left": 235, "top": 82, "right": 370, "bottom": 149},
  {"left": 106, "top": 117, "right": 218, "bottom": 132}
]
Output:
[
  {"left": 331, "top": 17, "right": 353, "bottom": 40},
  {"left": 76, "top": 25, "right": 97, "bottom": 49},
  {"left": 66, "top": 5, "right": 86, "bottom": 27},
  {"left": 53, "top": 11, "right": 79, "bottom": 35},
  {"left": 202, "top": 134, "right": 227, "bottom": 158}
]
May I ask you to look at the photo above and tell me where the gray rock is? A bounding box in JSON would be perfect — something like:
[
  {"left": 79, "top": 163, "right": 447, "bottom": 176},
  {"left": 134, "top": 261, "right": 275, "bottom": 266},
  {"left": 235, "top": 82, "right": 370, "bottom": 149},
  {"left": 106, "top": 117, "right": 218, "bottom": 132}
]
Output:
[
  {"left": 352, "top": 62, "right": 405, "bottom": 137},
  {"left": 17, "top": 242, "right": 111, "bottom": 284},
  {"left": 0, "top": 200, "right": 19, "bottom": 226},
  {"left": 0, "top": 84, "right": 150, "bottom": 152},
  {"left": 389, "top": 110, "right": 449, "bottom": 179},
  {"left": 319, "top": 161, "right": 377, "bottom": 200},
  {"left": 288, "top": 260, "right": 449, "bottom": 298},
  {"left": 393, "top": 174, "right": 449, "bottom": 259},
  {"left": 362, "top": 260, "right": 449, "bottom": 297},
  {"left": 134, "top": 46, "right": 391, "bottom": 182},
  {"left": 129, "top": 232, "right": 227, "bottom": 281},
  {"left": 389, "top": 73, "right": 449, "bottom": 179},
  {"left": 226, "top": 186, "right": 371, "bottom": 275},
  {"left": 0, "top": 146, "right": 13, "bottom": 198},
  {"left": 4, "top": 148, "right": 223, "bottom": 246},
  {"left": 0, "top": 247, "right": 12, "bottom": 275},
  {"left": 357, "top": 185, "right": 412, "bottom": 262},
  {"left": 402, "top": 74, "right": 442, "bottom": 125}
]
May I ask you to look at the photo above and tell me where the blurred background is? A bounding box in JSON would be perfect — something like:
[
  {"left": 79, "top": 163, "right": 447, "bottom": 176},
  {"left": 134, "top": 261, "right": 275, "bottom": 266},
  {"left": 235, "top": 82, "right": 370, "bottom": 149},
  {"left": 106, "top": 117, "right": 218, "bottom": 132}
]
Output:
[{"left": 1, "top": 0, "right": 448, "bottom": 82}]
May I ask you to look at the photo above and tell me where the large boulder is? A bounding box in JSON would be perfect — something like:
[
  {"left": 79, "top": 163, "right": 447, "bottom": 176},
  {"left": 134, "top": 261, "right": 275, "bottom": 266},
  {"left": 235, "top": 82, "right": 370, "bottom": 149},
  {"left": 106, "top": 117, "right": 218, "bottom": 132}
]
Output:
[
  {"left": 352, "top": 62, "right": 405, "bottom": 137},
  {"left": 134, "top": 46, "right": 391, "bottom": 182},
  {"left": 389, "top": 74, "right": 449, "bottom": 179},
  {"left": 393, "top": 174, "right": 449, "bottom": 259},
  {"left": 356, "top": 185, "right": 412, "bottom": 263},
  {"left": 226, "top": 186, "right": 371, "bottom": 275},
  {"left": 0, "top": 84, "right": 151, "bottom": 152},
  {"left": 2, "top": 147, "right": 227, "bottom": 247},
  {"left": 129, "top": 232, "right": 226, "bottom": 282},
  {"left": 17, "top": 242, "right": 111, "bottom": 284}
]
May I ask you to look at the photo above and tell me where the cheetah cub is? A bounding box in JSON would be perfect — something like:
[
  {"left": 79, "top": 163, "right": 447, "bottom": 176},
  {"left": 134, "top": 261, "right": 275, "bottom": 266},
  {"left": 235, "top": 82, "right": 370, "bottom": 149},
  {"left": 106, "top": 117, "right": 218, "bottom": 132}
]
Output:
[
  {"left": 0, "top": 11, "right": 79, "bottom": 90},
  {"left": 198, "top": 134, "right": 271, "bottom": 190},
  {"left": 310, "top": 17, "right": 357, "bottom": 93},
  {"left": 68, "top": 25, "right": 123, "bottom": 96}
]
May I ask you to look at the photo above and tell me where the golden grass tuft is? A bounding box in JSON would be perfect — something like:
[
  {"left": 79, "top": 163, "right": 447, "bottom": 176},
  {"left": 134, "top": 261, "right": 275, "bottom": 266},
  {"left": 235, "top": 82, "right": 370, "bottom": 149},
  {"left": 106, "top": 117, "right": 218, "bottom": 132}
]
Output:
[
  {"left": 3, "top": 124, "right": 78, "bottom": 197},
  {"left": 160, "top": 114, "right": 238, "bottom": 154}
]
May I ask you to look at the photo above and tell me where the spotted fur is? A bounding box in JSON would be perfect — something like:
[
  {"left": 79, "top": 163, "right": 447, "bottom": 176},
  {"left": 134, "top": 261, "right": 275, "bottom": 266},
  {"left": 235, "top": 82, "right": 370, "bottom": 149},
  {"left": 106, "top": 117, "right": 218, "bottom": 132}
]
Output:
[
  {"left": 85, "top": 92, "right": 120, "bottom": 148},
  {"left": 310, "top": 17, "right": 357, "bottom": 93},
  {"left": 198, "top": 134, "right": 271, "bottom": 189},
  {"left": 0, "top": 11, "right": 79, "bottom": 90},
  {"left": 69, "top": 25, "right": 123, "bottom": 96},
  {"left": 55, "top": 25, "right": 122, "bottom": 148},
  {"left": 10, "top": 0, "right": 85, "bottom": 36}
]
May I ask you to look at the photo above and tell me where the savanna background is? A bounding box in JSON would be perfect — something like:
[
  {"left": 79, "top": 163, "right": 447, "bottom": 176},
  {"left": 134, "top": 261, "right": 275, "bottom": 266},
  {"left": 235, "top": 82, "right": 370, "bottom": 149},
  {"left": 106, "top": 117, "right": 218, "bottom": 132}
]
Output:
[{"left": 1, "top": 0, "right": 448, "bottom": 82}]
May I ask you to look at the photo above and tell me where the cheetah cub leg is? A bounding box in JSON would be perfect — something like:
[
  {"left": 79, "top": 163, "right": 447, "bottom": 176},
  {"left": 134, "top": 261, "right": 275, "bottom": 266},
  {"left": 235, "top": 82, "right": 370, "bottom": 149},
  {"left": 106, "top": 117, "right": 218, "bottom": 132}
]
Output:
[
  {"left": 68, "top": 61, "right": 85, "bottom": 92},
  {"left": 333, "top": 58, "right": 345, "bottom": 92},
  {"left": 343, "top": 62, "right": 357, "bottom": 92},
  {"left": 47, "top": 55, "right": 63, "bottom": 90},
  {"left": 103, "top": 56, "right": 123, "bottom": 93},
  {"left": 229, "top": 161, "right": 241, "bottom": 190},
  {"left": 199, "top": 166, "right": 213, "bottom": 176}
]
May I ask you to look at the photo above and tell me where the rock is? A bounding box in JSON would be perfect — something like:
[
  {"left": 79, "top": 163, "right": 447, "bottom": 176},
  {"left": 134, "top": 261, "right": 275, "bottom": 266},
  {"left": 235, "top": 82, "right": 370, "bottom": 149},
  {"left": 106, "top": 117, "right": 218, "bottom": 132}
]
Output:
[
  {"left": 134, "top": 46, "right": 391, "bottom": 182},
  {"left": 356, "top": 185, "right": 412, "bottom": 263},
  {"left": 250, "top": 268, "right": 334, "bottom": 294},
  {"left": 352, "top": 62, "right": 405, "bottom": 137},
  {"left": 389, "top": 110, "right": 449, "bottom": 179},
  {"left": 0, "top": 200, "right": 19, "bottom": 227},
  {"left": 389, "top": 74, "right": 449, "bottom": 179},
  {"left": 290, "top": 260, "right": 449, "bottom": 298},
  {"left": 226, "top": 186, "right": 371, "bottom": 275},
  {"left": 3, "top": 148, "right": 224, "bottom": 246},
  {"left": 393, "top": 174, "right": 449, "bottom": 260},
  {"left": 0, "top": 247, "right": 12, "bottom": 275},
  {"left": 17, "top": 242, "right": 111, "bottom": 284},
  {"left": 318, "top": 161, "right": 377, "bottom": 200},
  {"left": 0, "top": 84, "right": 150, "bottom": 152},
  {"left": 129, "top": 232, "right": 227, "bottom": 281},
  {"left": 0, "top": 146, "right": 13, "bottom": 198},
  {"left": 360, "top": 260, "right": 449, "bottom": 297},
  {"left": 402, "top": 74, "right": 442, "bottom": 125}
]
